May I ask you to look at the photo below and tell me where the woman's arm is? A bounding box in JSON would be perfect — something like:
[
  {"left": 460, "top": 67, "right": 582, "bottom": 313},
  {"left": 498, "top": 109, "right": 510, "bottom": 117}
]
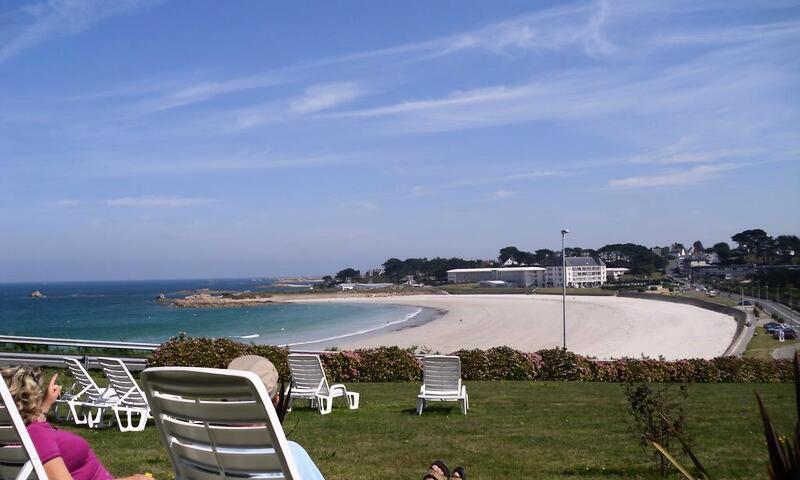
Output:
[
  {"left": 40, "top": 373, "right": 62, "bottom": 416},
  {"left": 43, "top": 458, "right": 74, "bottom": 480}
]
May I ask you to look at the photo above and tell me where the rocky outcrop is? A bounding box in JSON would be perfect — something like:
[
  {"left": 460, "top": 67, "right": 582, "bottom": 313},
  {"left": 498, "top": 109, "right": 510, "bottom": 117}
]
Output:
[{"left": 171, "top": 293, "right": 276, "bottom": 308}]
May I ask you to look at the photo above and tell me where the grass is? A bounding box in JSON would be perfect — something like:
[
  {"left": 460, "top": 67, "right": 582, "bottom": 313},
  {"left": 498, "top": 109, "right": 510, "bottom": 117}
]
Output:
[
  {"left": 668, "top": 290, "right": 740, "bottom": 308},
  {"left": 744, "top": 326, "right": 799, "bottom": 359},
  {"left": 49, "top": 380, "right": 794, "bottom": 479},
  {"left": 534, "top": 287, "right": 616, "bottom": 296}
]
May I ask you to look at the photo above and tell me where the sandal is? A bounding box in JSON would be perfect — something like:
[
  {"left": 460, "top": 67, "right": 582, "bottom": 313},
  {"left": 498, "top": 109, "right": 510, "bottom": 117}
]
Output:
[
  {"left": 422, "top": 460, "right": 450, "bottom": 480},
  {"left": 450, "top": 466, "right": 467, "bottom": 480}
]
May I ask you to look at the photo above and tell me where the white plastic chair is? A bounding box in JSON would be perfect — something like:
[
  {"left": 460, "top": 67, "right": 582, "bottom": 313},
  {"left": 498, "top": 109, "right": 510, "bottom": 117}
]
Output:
[
  {"left": 0, "top": 376, "right": 48, "bottom": 480},
  {"left": 98, "top": 358, "right": 151, "bottom": 432},
  {"left": 417, "top": 355, "right": 468, "bottom": 415},
  {"left": 286, "top": 354, "right": 359, "bottom": 415},
  {"left": 140, "top": 367, "right": 302, "bottom": 480},
  {"left": 63, "top": 358, "right": 119, "bottom": 428}
]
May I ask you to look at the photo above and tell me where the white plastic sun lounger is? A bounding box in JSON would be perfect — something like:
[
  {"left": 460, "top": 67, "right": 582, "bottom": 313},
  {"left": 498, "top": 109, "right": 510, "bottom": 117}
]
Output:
[
  {"left": 98, "top": 358, "right": 151, "bottom": 432},
  {"left": 286, "top": 354, "right": 359, "bottom": 415},
  {"left": 417, "top": 355, "right": 468, "bottom": 415},
  {"left": 63, "top": 358, "right": 119, "bottom": 429},
  {"left": 0, "top": 376, "right": 48, "bottom": 480},
  {"left": 140, "top": 367, "right": 302, "bottom": 480}
]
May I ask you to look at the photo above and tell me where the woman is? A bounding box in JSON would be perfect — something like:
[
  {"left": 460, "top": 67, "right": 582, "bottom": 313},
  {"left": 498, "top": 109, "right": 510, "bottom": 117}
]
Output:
[{"left": 1, "top": 366, "right": 152, "bottom": 480}]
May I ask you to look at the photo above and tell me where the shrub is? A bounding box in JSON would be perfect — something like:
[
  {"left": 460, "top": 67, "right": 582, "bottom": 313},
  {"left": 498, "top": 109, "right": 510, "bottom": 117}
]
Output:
[
  {"left": 537, "top": 348, "right": 594, "bottom": 381},
  {"left": 454, "top": 347, "right": 540, "bottom": 380},
  {"left": 355, "top": 346, "right": 421, "bottom": 382},
  {"left": 146, "top": 337, "right": 793, "bottom": 384}
]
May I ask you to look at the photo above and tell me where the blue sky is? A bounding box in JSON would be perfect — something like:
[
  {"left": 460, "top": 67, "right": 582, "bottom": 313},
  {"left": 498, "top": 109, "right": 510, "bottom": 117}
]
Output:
[{"left": 1, "top": 0, "right": 798, "bottom": 281}]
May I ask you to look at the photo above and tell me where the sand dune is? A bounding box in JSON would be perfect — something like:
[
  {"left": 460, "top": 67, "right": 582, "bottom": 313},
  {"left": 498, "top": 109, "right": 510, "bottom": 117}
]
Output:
[{"left": 292, "top": 294, "right": 736, "bottom": 360}]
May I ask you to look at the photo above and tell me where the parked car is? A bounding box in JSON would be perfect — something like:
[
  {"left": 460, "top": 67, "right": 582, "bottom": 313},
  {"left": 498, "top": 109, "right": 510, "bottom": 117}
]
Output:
[
  {"left": 763, "top": 322, "right": 782, "bottom": 333},
  {"left": 738, "top": 300, "right": 753, "bottom": 306},
  {"left": 773, "top": 329, "right": 798, "bottom": 340}
]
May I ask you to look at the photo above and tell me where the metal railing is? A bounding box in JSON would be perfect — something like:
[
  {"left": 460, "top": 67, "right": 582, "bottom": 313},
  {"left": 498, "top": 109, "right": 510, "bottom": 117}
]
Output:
[{"left": 0, "top": 335, "right": 158, "bottom": 371}]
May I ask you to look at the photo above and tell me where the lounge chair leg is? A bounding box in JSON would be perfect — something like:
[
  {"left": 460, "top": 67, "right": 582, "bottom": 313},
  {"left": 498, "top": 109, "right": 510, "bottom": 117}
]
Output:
[
  {"left": 416, "top": 398, "right": 424, "bottom": 415},
  {"left": 318, "top": 396, "right": 332, "bottom": 415},
  {"left": 460, "top": 398, "right": 467, "bottom": 415},
  {"left": 346, "top": 392, "right": 360, "bottom": 410}
]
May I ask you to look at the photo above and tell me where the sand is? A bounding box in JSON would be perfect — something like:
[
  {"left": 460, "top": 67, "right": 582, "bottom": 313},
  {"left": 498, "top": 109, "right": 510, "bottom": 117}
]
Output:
[{"left": 290, "top": 294, "right": 737, "bottom": 360}]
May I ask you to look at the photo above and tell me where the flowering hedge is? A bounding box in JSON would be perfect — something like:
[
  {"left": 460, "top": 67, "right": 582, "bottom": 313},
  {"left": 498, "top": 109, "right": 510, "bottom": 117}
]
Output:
[{"left": 146, "top": 337, "right": 793, "bottom": 383}]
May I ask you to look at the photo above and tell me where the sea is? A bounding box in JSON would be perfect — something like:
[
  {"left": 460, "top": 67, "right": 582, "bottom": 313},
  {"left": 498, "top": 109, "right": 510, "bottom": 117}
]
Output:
[{"left": 0, "top": 279, "right": 423, "bottom": 347}]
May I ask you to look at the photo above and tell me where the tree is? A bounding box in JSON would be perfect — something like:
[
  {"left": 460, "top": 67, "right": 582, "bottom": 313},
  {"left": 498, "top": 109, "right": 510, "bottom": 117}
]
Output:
[
  {"left": 498, "top": 246, "right": 522, "bottom": 263},
  {"left": 692, "top": 240, "right": 704, "bottom": 253},
  {"left": 335, "top": 268, "right": 361, "bottom": 282},
  {"left": 731, "top": 229, "right": 771, "bottom": 255},
  {"left": 776, "top": 235, "right": 800, "bottom": 256},
  {"left": 712, "top": 242, "right": 731, "bottom": 262},
  {"left": 382, "top": 258, "right": 407, "bottom": 281}
]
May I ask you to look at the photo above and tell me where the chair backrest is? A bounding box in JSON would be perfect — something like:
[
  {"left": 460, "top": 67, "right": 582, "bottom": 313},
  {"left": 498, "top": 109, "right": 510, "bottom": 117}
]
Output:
[
  {"left": 287, "top": 354, "right": 329, "bottom": 396},
  {"left": 63, "top": 358, "right": 106, "bottom": 402},
  {"left": 422, "top": 355, "right": 462, "bottom": 393},
  {"left": 0, "top": 378, "right": 47, "bottom": 480},
  {"left": 98, "top": 358, "right": 147, "bottom": 409},
  {"left": 141, "top": 367, "right": 300, "bottom": 480}
]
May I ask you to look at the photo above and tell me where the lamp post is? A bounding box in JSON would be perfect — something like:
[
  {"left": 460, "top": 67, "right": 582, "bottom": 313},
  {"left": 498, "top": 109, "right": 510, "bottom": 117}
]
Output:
[{"left": 561, "top": 228, "right": 570, "bottom": 350}]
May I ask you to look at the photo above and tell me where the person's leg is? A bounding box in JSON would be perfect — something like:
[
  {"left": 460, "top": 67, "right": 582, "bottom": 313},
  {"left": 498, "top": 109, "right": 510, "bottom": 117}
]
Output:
[{"left": 287, "top": 441, "right": 325, "bottom": 480}]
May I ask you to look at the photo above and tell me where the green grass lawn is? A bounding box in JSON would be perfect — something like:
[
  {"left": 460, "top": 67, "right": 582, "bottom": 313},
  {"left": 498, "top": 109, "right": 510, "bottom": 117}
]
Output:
[
  {"left": 534, "top": 287, "right": 616, "bottom": 296},
  {"left": 744, "top": 326, "right": 799, "bottom": 359},
  {"left": 668, "top": 291, "right": 740, "bottom": 308},
  {"left": 50, "top": 381, "right": 794, "bottom": 479}
]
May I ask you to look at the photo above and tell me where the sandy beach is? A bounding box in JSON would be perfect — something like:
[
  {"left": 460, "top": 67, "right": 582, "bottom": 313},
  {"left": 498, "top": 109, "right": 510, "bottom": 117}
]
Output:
[{"left": 290, "top": 294, "right": 737, "bottom": 360}]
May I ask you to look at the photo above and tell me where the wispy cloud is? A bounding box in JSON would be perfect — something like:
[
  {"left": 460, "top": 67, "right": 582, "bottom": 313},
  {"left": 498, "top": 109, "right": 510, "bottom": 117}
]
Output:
[
  {"left": 101, "top": 196, "right": 215, "bottom": 207},
  {"left": 607, "top": 164, "right": 737, "bottom": 189},
  {"left": 289, "top": 82, "right": 364, "bottom": 114},
  {"left": 0, "top": 0, "right": 159, "bottom": 65},
  {"left": 491, "top": 190, "right": 514, "bottom": 200},
  {"left": 48, "top": 198, "right": 83, "bottom": 207}
]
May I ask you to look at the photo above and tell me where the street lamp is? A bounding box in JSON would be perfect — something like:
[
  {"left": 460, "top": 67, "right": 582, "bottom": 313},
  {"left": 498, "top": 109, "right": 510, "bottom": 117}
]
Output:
[{"left": 561, "top": 228, "right": 570, "bottom": 350}]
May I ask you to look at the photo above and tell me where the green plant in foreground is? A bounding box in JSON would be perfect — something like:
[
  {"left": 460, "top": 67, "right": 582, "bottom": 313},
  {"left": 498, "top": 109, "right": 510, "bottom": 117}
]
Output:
[{"left": 649, "top": 351, "right": 800, "bottom": 480}]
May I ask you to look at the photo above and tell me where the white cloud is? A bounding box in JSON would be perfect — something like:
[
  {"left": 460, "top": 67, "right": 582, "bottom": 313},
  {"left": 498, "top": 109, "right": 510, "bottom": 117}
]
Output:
[
  {"left": 101, "top": 196, "right": 215, "bottom": 207},
  {"left": 289, "top": 82, "right": 364, "bottom": 114},
  {"left": 48, "top": 199, "right": 82, "bottom": 207},
  {"left": 491, "top": 190, "right": 514, "bottom": 200},
  {"left": 607, "top": 164, "right": 737, "bottom": 189},
  {"left": 0, "top": 0, "right": 158, "bottom": 65}
]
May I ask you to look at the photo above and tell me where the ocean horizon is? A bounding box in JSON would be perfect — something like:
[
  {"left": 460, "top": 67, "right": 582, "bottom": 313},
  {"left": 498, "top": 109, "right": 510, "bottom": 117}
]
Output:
[{"left": 0, "top": 278, "right": 423, "bottom": 347}]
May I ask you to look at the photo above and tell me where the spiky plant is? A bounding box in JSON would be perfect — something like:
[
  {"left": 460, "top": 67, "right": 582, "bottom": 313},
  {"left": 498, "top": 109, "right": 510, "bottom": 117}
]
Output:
[
  {"left": 647, "top": 351, "right": 799, "bottom": 480},
  {"left": 755, "top": 351, "right": 799, "bottom": 479}
]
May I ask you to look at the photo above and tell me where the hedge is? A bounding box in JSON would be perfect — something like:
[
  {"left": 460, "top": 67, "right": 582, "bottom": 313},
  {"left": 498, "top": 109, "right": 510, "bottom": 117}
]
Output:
[{"left": 146, "top": 337, "right": 794, "bottom": 383}]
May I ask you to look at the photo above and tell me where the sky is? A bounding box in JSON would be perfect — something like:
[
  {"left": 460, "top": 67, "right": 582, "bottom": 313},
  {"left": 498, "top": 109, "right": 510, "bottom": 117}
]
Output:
[{"left": 1, "top": 0, "right": 799, "bottom": 281}]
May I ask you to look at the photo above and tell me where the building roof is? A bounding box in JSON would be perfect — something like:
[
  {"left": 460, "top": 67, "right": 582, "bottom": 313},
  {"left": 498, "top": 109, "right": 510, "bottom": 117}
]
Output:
[
  {"left": 551, "top": 256, "right": 605, "bottom": 267},
  {"left": 447, "top": 267, "right": 546, "bottom": 273}
]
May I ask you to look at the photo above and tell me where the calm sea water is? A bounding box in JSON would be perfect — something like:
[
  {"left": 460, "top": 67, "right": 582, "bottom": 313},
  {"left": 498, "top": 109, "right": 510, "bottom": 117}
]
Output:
[{"left": 0, "top": 279, "right": 420, "bottom": 346}]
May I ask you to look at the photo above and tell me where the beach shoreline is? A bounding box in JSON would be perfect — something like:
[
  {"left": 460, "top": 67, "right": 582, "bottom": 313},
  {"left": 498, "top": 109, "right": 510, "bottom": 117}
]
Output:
[{"left": 288, "top": 294, "right": 737, "bottom": 360}]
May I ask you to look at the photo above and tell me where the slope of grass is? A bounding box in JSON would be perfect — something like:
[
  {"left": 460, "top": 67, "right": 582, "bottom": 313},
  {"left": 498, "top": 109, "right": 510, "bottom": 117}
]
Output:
[
  {"left": 744, "top": 326, "right": 800, "bottom": 359},
  {"left": 50, "top": 381, "right": 793, "bottom": 480}
]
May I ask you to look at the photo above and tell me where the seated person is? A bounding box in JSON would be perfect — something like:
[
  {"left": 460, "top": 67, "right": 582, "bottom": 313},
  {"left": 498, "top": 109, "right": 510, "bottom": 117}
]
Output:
[
  {"left": 423, "top": 460, "right": 466, "bottom": 480},
  {"left": 227, "top": 355, "right": 325, "bottom": 480},
  {"left": 1, "top": 366, "right": 152, "bottom": 480}
]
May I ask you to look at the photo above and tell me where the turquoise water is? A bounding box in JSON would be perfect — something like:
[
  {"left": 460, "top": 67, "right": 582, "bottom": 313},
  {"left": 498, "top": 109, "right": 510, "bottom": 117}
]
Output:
[{"left": 0, "top": 279, "right": 420, "bottom": 346}]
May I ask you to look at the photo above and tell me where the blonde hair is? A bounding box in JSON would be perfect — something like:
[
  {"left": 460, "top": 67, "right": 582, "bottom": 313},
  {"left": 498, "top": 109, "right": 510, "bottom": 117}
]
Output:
[{"left": 1, "top": 366, "right": 44, "bottom": 424}]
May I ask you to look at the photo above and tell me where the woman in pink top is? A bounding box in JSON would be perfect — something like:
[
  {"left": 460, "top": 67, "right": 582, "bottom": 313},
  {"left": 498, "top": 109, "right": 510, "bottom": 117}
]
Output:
[{"left": 2, "top": 367, "right": 152, "bottom": 480}]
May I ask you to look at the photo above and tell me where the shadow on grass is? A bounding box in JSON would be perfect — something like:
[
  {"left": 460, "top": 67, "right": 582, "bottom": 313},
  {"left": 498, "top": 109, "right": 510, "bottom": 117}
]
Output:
[
  {"left": 401, "top": 406, "right": 459, "bottom": 416},
  {"left": 561, "top": 465, "right": 651, "bottom": 477}
]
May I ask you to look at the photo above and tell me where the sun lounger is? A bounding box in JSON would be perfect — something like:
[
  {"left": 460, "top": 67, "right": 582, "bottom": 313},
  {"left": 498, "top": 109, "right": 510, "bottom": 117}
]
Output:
[
  {"left": 98, "top": 358, "right": 150, "bottom": 432},
  {"left": 417, "top": 355, "right": 468, "bottom": 415},
  {"left": 140, "top": 366, "right": 302, "bottom": 480},
  {"left": 0, "top": 376, "right": 48, "bottom": 480},
  {"left": 63, "top": 358, "right": 119, "bottom": 428},
  {"left": 287, "top": 353, "right": 359, "bottom": 415}
]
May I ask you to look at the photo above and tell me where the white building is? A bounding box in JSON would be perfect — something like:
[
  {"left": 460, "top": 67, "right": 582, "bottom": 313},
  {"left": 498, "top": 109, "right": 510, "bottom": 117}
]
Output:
[
  {"left": 447, "top": 258, "right": 607, "bottom": 288},
  {"left": 446, "top": 267, "right": 546, "bottom": 287},
  {"left": 606, "top": 267, "right": 629, "bottom": 281},
  {"left": 544, "top": 257, "right": 607, "bottom": 288}
]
